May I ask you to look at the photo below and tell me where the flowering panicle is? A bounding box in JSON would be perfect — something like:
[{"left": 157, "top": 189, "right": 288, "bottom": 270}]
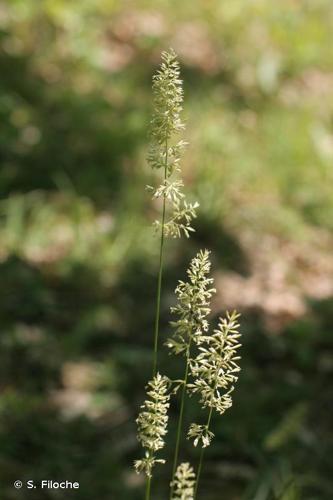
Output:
[
  {"left": 150, "top": 49, "right": 184, "bottom": 145},
  {"left": 166, "top": 250, "right": 216, "bottom": 356},
  {"left": 134, "top": 373, "right": 170, "bottom": 477},
  {"left": 187, "top": 311, "right": 242, "bottom": 447},
  {"left": 148, "top": 49, "right": 198, "bottom": 239},
  {"left": 171, "top": 463, "right": 196, "bottom": 500}
]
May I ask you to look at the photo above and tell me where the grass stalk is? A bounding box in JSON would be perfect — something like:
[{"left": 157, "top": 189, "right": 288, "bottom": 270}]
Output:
[
  {"left": 145, "top": 475, "right": 152, "bottom": 500},
  {"left": 152, "top": 141, "right": 168, "bottom": 376},
  {"left": 194, "top": 408, "right": 213, "bottom": 499}
]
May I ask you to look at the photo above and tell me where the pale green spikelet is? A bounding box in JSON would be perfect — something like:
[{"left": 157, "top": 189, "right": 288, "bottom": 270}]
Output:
[
  {"left": 188, "top": 311, "right": 242, "bottom": 446},
  {"left": 148, "top": 49, "right": 198, "bottom": 239},
  {"left": 171, "top": 462, "right": 196, "bottom": 500},
  {"left": 134, "top": 373, "right": 170, "bottom": 477},
  {"left": 187, "top": 423, "right": 215, "bottom": 448},
  {"left": 162, "top": 199, "right": 199, "bottom": 239},
  {"left": 166, "top": 250, "right": 216, "bottom": 356}
]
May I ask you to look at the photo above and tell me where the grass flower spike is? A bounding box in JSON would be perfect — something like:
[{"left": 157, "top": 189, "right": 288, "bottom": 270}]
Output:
[
  {"left": 148, "top": 49, "right": 198, "bottom": 239},
  {"left": 171, "top": 463, "right": 196, "bottom": 500},
  {"left": 167, "top": 250, "right": 216, "bottom": 356},
  {"left": 149, "top": 49, "right": 184, "bottom": 146},
  {"left": 135, "top": 373, "right": 170, "bottom": 478},
  {"left": 188, "top": 311, "right": 242, "bottom": 419}
]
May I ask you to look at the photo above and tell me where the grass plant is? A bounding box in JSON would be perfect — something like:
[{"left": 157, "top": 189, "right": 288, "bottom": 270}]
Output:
[{"left": 135, "top": 50, "right": 242, "bottom": 500}]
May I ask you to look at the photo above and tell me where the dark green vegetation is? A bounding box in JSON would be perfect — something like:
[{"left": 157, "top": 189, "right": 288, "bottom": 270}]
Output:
[{"left": 0, "top": 2, "right": 332, "bottom": 499}]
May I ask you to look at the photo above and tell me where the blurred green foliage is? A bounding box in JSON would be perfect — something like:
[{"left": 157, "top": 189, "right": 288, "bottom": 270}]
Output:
[{"left": 0, "top": 1, "right": 333, "bottom": 499}]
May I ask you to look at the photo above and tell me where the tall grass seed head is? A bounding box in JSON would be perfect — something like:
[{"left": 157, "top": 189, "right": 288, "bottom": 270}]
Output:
[
  {"left": 150, "top": 49, "right": 184, "bottom": 146},
  {"left": 148, "top": 49, "right": 198, "bottom": 239},
  {"left": 134, "top": 373, "right": 170, "bottom": 477},
  {"left": 166, "top": 250, "right": 216, "bottom": 355},
  {"left": 187, "top": 311, "right": 242, "bottom": 446}
]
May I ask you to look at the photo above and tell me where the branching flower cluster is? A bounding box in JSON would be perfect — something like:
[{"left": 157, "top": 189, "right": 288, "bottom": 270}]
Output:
[
  {"left": 148, "top": 49, "right": 198, "bottom": 238},
  {"left": 134, "top": 373, "right": 170, "bottom": 477},
  {"left": 188, "top": 311, "right": 241, "bottom": 448},
  {"left": 166, "top": 250, "right": 216, "bottom": 356},
  {"left": 187, "top": 422, "right": 215, "bottom": 449},
  {"left": 189, "top": 311, "right": 241, "bottom": 413},
  {"left": 171, "top": 462, "right": 196, "bottom": 500}
]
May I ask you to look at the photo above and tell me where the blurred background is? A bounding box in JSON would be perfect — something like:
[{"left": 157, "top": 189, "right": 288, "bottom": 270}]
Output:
[{"left": 0, "top": 1, "right": 332, "bottom": 499}]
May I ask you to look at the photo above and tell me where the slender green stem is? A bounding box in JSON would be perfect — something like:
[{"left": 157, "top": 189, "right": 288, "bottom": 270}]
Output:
[
  {"left": 152, "top": 141, "right": 168, "bottom": 376},
  {"left": 169, "top": 339, "right": 192, "bottom": 499},
  {"left": 194, "top": 448, "right": 204, "bottom": 499},
  {"left": 194, "top": 408, "right": 213, "bottom": 499},
  {"left": 145, "top": 475, "right": 151, "bottom": 500},
  {"left": 149, "top": 155, "right": 167, "bottom": 500},
  {"left": 152, "top": 197, "right": 166, "bottom": 375}
]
